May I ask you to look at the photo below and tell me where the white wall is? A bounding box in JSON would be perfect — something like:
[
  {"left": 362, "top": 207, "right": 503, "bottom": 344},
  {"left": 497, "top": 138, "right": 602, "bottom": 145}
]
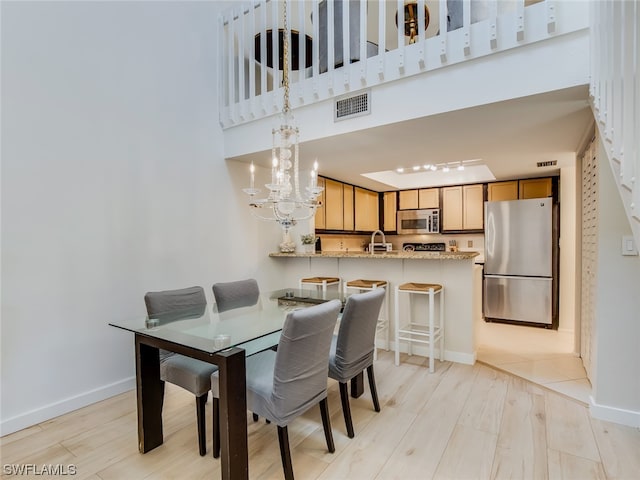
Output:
[
  {"left": 0, "top": 1, "right": 283, "bottom": 435},
  {"left": 590, "top": 141, "right": 640, "bottom": 427}
]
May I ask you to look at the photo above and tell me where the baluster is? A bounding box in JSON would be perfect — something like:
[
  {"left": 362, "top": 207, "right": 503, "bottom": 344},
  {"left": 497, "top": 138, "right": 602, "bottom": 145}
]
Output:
[
  {"left": 312, "top": 0, "right": 319, "bottom": 98},
  {"left": 397, "top": 0, "right": 405, "bottom": 72},
  {"left": 248, "top": 1, "right": 256, "bottom": 118},
  {"left": 462, "top": 0, "right": 471, "bottom": 56},
  {"left": 489, "top": 0, "right": 498, "bottom": 50},
  {"left": 516, "top": 0, "right": 524, "bottom": 41},
  {"left": 260, "top": 0, "right": 267, "bottom": 114},
  {"left": 238, "top": 5, "right": 246, "bottom": 121},
  {"left": 417, "top": 0, "right": 425, "bottom": 69},
  {"left": 327, "top": 0, "right": 335, "bottom": 94},
  {"left": 439, "top": 0, "right": 448, "bottom": 62},
  {"left": 378, "top": 0, "right": 385, "bottom": 79},
  {"left": 298, "top": 0, "right": 305, "bottom": 103},
  {"left": 271, "top": 0, "right": 279, "bottom": 113},
  {"left": 359, "top": 0, "right": 367, "bottom": 83},
  {"left": 343, "top": 0, "right": 351, "bottom": 87}
]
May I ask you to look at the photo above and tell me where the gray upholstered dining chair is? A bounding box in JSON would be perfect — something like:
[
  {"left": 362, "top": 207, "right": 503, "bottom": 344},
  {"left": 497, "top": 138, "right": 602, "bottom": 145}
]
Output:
[
  {"left": 211, "top": 300, "right": 341, "bottom": 480},
  {"left": 329, "top": 287, "right": 385, "bottom": 438},
  {"left": 212, "top": 278, "right": 260, "bottom": 313},
  {"left": 143, "top": 286, "right": 217, "bottom": 456},
  {"left": 210, "top": 278, "right": 261, "bottom": 457}
]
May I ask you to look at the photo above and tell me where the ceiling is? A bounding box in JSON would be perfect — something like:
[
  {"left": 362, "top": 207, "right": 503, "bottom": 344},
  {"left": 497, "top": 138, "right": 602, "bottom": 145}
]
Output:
[{"left": 233, "top": 85, "right": 594, "bottom": 192}]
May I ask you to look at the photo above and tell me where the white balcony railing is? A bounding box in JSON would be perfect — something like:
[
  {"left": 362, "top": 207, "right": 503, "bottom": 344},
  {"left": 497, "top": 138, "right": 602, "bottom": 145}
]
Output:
[
  {"left": 218, "top": 0, "right": 587, "bottom": 129},
  {"left": 590, "top": 0, "right": 640, "bottom": 247}
]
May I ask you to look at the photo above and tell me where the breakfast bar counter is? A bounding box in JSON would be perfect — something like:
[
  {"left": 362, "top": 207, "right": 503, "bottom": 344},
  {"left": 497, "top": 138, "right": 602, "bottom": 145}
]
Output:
[
  {"left": 269, "top": 251, "right": 479, "bottom": 260},
  {"left": 269, "top": 250, "right": 482, "bottom": 365}
]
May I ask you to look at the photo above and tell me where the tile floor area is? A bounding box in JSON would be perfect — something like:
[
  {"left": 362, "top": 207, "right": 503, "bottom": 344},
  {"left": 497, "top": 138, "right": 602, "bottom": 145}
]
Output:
[{"left": 476, "top": 319, "right": 592, "bottom": 404}]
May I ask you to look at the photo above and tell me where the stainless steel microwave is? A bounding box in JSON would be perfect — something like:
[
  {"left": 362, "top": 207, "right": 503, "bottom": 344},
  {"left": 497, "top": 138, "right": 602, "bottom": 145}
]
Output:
[{"left": 397, "top": 209, "right": 440, "bottom": 234}]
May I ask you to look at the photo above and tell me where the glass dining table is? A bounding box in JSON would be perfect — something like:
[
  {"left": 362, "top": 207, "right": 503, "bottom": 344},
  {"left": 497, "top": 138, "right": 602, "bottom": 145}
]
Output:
[{"left": 109, "top": 288, "right": 346, "bottom": 480}]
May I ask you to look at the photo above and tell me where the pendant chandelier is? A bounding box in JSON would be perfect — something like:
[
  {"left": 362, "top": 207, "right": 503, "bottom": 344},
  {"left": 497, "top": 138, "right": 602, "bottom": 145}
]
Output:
[{"left": 242, "top": 0, "right": 323, "bottom": 232}]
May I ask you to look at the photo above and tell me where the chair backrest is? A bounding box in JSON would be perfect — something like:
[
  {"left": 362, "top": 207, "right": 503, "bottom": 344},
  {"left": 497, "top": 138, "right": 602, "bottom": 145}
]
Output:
[
  {"left": 272, "top": 299, "right": 341, "bottom": 420},
  {"left": 332, "top": 288, "right": 385, "bottom": 381},
  {"left": 144, "top": 286, "right": 207, "bottom": 316},
  {"left": 212, "top": 279, "right": 260, "bottom": 313}
]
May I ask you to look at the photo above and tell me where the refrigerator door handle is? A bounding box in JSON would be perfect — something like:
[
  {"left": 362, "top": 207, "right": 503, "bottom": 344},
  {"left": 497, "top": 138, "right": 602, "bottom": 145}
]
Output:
[{"left": 484, "top": 274, "right": 552, "bottom": 281}]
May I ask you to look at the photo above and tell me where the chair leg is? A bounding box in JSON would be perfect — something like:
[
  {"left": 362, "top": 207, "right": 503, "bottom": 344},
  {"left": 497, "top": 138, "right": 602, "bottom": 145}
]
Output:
[
  {"left": 252, "top": 413, "right": 259, "bottom": 422},
  {"left": 212, "top": 397, "right": 220, "bottom": 459},
  {"left": 319, "top": 398, "right": 336, "bottom": 452},
  {"left": 196, "top": 393, "right": 207, "bottom": 456},
  {"left": 338, "top": 382, "right": 355, "bottom": 438},
  {"left": 277, "top": 426, "right": 294, "bottom": 480},
  {"left": 366, "top": 365, "right": 381, "bottom": 413}
]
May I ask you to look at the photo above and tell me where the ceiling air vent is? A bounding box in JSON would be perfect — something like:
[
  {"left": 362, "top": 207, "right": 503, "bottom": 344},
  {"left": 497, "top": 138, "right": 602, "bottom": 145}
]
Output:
[
  {"left": 335, "top": 90, "right": 371, "bottom": 122},
  {"left": 537, "top": 160, "right": 558, "bottom": 167}
]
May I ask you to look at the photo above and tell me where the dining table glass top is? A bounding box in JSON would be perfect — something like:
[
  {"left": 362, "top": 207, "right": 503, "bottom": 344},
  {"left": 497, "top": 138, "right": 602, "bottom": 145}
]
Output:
[{"left": 109, "top": 288, "right": 344, "bottom": 357}]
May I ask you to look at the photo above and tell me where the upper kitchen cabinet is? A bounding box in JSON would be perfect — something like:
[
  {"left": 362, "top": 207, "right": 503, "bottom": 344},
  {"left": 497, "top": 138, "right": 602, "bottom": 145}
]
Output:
[
  {"left": 419, "top": 188, "right": 440, "bottom": 208},
  {"left": 318, "top": 178, "right": 355, "bottom": 231},
  {"left": 343, "top": 184, "right": 355, "bottom": 231},
  {"left": 314, "top": 177, "right": 326, "bottom": 230},
  {"left": 354, "top": 187, "right": 379, "bottom": 232},
  {"left": 324, "top": 178, "right": 345, "bottom": 230},
  {"left": 398, "top": 188, "right": 439, "bottom": 209},
  {"left": 383, "top": 192, "right": 397, "bottom": 232},
  {"left": 398, "top": 190, "right": 418, "bottom": 210},
  {"left": 442, "top": 184, "right": 484, "bottom": 231},
  {"left": 488, "top": 180, "right": 519, "bottom": 201},
  {"left": 519, "top": 177, "right": 553, "bottom": 199}
]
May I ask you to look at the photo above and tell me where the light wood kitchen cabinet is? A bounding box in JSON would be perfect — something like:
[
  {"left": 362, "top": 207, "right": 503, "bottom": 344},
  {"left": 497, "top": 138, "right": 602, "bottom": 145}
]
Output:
[
  {"left": 383, "top": 191, "right": 397, "bottom": 231},
  {"left": 398, "top": 188, "right": 439, "bottom": 209},
  {"left": 343, "top": 184, "right": 355, "bottom": 231},
  {"left": 463, "top": 184, "right": 484, "bottom": 229},
  {"left": 355, "top": 187, "right": 379, "bottom": 232},
  {"left": 442, "top": 186, "right": 463, "bottom": 230},
  {"left": 314, "top": 177, "right": 326, "bottom": 230},
  {"left": 398, "top": 190, "right": 419, "bottom": 210},
  {"left": 418, "top": 188, "right": 440, "bottom": 208},
  {"left": 324, "top": 179, "right": 344, "bottom": 230},
  {"left": 442, "top": 184, "right": 484, "bottom": 231},
  {"left": 519, "top": 177, "right": 552, "bottom": 199},
  {"left": 488, "top": 181, "right": 518, "bottom": 201}
]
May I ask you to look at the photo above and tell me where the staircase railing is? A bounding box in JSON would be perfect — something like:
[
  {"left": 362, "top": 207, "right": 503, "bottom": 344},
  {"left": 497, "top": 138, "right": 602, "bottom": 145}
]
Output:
[
  {"left": 590, "top": 0, "right": 640, "bottom": 247},
  {"left": 218, "top": 0, "right": 587, "bottom": 128}
]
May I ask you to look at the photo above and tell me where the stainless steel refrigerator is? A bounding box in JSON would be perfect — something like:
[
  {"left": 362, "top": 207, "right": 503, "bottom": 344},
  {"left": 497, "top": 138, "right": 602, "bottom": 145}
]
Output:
[{"left": 484, "top": 198, "right": 558, "bottom": 327}]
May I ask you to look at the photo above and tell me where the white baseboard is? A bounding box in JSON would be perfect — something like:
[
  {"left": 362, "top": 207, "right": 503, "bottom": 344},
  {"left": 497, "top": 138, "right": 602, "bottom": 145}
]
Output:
[
  {"left": 589, "top": 395, "right": 640, "bottom": 428},
  {"left": 1, "top": 377, "right": 136, "bottom": 437}
]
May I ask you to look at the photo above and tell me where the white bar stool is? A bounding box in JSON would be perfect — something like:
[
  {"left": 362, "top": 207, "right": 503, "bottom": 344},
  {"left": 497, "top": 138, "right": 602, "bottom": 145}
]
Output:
[
  {"left": 394, "top": 282, "right": 444, "bottom": 373},
  {"left": 299, "top": 276, "right": 341, "bottom": 299},
  {"left": 344, "top": 279, "right": 390, "bottom": 359}
]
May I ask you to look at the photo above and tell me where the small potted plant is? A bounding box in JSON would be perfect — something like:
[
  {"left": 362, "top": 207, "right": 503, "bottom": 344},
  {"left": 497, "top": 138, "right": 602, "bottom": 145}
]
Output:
[{"left": 300, "top": 234, "right": 316, "bottom": 253}]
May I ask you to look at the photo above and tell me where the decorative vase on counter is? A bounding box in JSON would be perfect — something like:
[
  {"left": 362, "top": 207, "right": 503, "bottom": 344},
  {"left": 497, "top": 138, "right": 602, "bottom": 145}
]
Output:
[
  {"left": 279, "top": 231, "right": 296, "bottom": 253},
  {"left": 299, "top": 234, "right": 316, "bottom": 254}
]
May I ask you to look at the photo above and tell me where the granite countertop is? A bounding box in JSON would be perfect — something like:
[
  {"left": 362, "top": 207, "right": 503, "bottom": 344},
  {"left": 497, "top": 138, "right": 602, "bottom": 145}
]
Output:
[{"left": 269, "top": 250, "right": 479, "bottom": 260}]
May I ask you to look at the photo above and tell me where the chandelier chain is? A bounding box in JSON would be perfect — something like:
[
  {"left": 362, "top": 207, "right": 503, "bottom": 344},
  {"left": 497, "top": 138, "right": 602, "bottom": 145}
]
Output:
[{"left": 283, "top": 0, "right": 290, "bottom": 113}]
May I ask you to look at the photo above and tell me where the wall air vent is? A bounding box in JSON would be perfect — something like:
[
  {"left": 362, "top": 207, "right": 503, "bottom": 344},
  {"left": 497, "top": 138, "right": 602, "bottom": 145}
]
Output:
[
  {"left": 335, "top": 90, "right": 371, "bottom": 121},
  {"left": 537, "top": 160, "right": 558, "bottom": 167}
]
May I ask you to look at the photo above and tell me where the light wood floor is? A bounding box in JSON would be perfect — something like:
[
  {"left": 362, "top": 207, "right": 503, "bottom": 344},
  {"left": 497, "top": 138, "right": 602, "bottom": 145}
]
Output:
[{"left": 2, "top": 351, "right": 639, "bottom": 480}]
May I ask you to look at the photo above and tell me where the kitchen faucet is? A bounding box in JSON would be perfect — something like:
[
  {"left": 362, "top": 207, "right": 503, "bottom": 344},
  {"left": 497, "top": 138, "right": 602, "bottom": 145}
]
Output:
[{"left": 370, "top": 230, "right": 386, "bottom": 255}]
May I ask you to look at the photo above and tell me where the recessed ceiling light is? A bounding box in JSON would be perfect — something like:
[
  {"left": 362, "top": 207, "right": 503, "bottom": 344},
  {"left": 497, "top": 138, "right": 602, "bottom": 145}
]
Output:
[
  {"left": 457, "top": 165, "right": 465, "bottom": 171},
  {"left": 412, "top": 165, "right": 421, "bottom": 171},
  {"left": 430, "top": 165, "right": 437, "bottom": 171},
  {"left": 442, "top": 166, "right": 450, "bottom": 172},
  {"left": 423, "top": 164, "right": 431, "bottom": 169},
  {"left": 396, "top": 167, "right": 404, "bottom": 173}
]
